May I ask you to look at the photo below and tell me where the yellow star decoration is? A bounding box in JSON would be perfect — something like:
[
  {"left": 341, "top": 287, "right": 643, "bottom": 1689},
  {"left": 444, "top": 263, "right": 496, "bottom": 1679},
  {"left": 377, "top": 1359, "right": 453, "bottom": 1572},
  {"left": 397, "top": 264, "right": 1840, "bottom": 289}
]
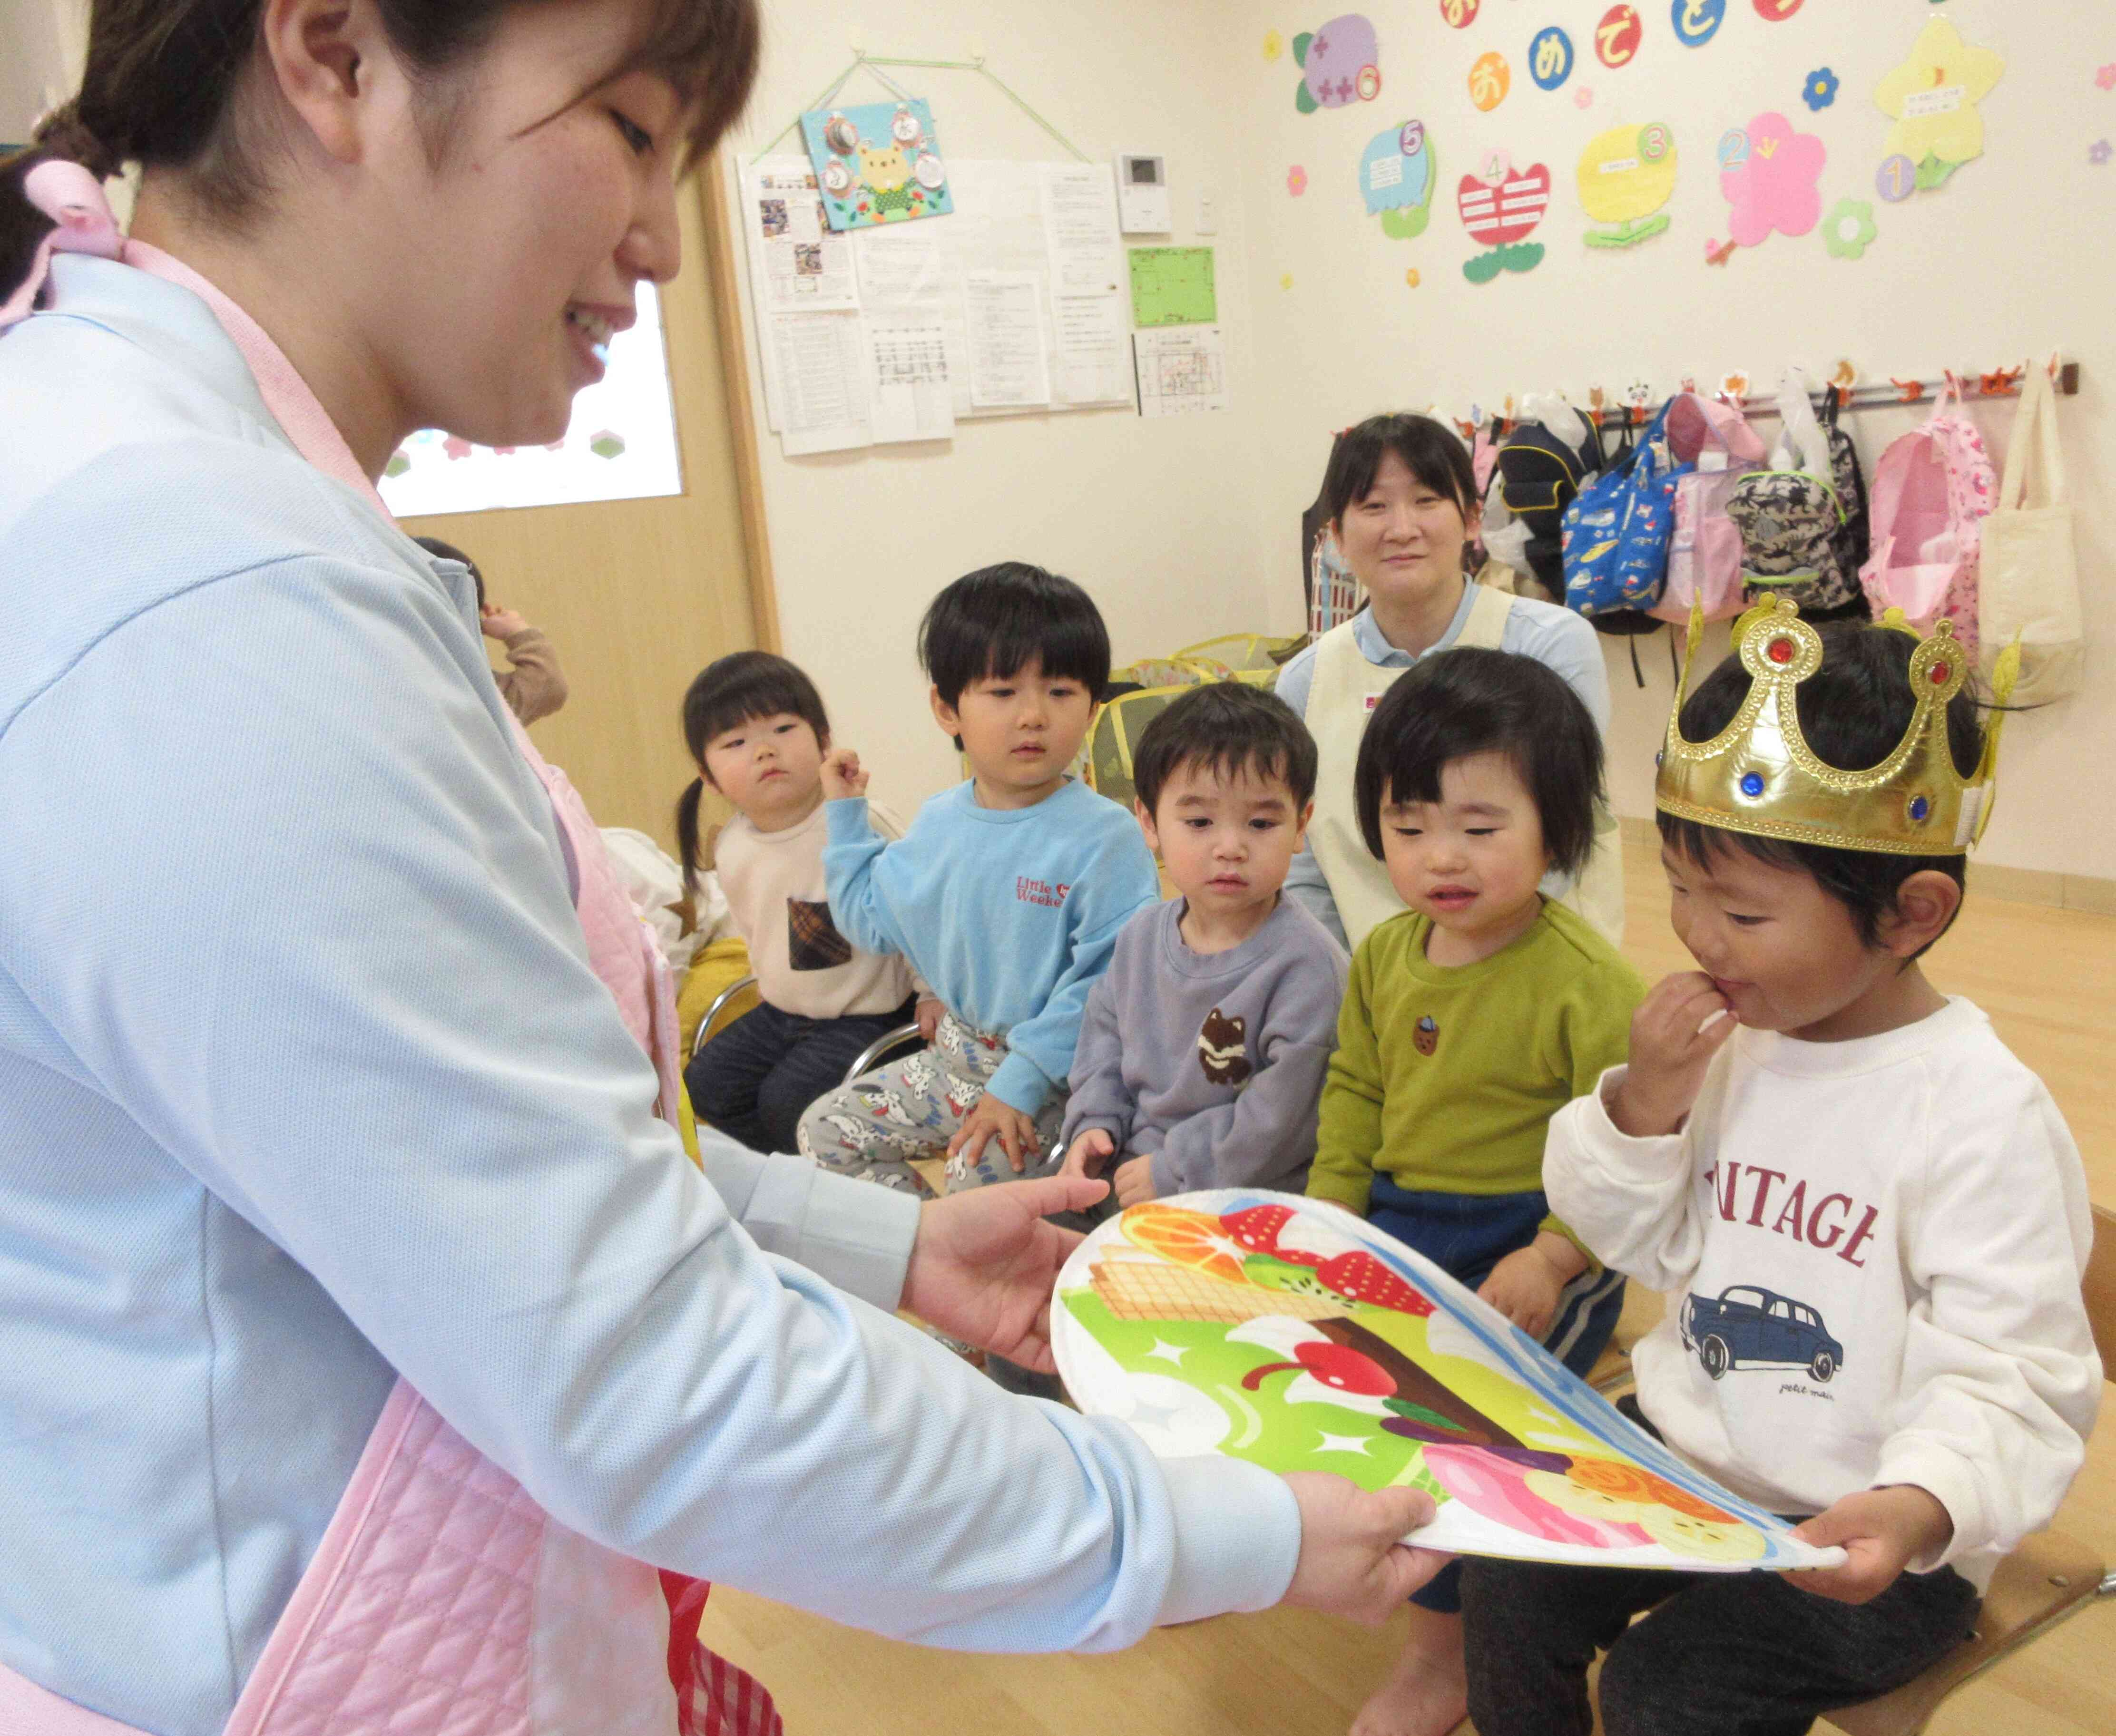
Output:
[
  {"left": 1405, "top": 268, "right": 1421, "bottom": 287},
  {"left": 1280, "top": 272, "right": 1295, "bottom": 290},
  {"left": 1873, "top": 19, "right": 2004, "bottom": 173},
  {"left": 1263, "top": 29, "right": 1283, "bottom": 61}
]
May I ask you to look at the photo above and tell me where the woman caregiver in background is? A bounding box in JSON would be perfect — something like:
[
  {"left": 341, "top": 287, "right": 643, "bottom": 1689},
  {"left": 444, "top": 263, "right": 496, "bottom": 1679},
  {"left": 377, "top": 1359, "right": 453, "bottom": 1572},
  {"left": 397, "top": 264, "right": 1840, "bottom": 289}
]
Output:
[{"left": 0, "top": 0, "right": 1442, "bottom": 1730}]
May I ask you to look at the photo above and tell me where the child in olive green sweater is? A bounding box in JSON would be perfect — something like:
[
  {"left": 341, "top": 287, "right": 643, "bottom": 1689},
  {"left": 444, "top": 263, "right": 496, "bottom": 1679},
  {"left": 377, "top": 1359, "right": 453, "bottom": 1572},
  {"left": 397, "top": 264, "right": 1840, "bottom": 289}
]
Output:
[{"left": 1309, "top": 647, "right": 1643, "bottom": 1736}]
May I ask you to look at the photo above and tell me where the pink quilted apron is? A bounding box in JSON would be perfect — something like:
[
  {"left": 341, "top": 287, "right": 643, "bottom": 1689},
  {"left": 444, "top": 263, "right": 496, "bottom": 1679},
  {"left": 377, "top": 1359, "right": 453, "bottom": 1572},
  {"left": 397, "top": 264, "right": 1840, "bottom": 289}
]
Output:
[{"left": 0, "top": 206, "right": 776, "bottom": 1736}]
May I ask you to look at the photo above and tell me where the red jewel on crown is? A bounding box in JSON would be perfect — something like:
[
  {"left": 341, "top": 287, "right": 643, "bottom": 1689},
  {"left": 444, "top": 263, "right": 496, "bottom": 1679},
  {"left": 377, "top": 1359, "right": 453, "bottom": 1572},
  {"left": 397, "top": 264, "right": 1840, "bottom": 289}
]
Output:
[
  {"left": 1931, "top": 662, "right": 1951, "bottom": 685},
  {"left": 1766, "top": 637, "right": 1795, "bottom": 666}
]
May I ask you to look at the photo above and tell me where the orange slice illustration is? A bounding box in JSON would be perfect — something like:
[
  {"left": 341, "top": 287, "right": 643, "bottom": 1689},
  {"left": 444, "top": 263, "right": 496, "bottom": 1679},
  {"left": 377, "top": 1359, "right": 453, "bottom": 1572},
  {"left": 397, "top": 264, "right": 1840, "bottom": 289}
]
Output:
[{"left": 1118, "top": 1204, "right": 1249, "bottom": 1284}]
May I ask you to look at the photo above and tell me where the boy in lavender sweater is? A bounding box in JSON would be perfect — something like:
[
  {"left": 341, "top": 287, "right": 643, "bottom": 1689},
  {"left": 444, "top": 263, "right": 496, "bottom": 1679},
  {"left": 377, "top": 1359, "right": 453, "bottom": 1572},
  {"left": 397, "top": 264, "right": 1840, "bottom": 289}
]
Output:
[{"left": 1060, "top": 683, "right": 1348, "bottom": 1210}]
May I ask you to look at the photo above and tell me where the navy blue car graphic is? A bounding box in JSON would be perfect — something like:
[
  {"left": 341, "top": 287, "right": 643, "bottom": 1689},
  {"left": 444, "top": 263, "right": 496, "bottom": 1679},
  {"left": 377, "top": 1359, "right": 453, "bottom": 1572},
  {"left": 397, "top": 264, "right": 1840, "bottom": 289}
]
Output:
[{"left": 1679, "top": 1286, "right": 1845, "bottom": 1383}]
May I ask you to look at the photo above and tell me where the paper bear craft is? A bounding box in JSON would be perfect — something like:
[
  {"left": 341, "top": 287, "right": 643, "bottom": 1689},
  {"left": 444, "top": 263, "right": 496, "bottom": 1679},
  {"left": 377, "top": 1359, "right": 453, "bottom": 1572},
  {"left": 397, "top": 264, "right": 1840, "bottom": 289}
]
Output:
[{"left": 799, "top": 98, "right": 953, "bottom": 232}]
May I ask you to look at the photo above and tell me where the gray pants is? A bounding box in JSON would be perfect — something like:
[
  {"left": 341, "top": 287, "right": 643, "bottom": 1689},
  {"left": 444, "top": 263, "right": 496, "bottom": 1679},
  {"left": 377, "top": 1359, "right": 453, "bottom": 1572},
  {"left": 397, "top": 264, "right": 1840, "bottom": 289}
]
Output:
[
  {"left": 796, "top": 1011, "right": 1066, "bottom": 1194},
  {"left": 1460, "top": 1550, "right": 1979, "bottom": 1736}
]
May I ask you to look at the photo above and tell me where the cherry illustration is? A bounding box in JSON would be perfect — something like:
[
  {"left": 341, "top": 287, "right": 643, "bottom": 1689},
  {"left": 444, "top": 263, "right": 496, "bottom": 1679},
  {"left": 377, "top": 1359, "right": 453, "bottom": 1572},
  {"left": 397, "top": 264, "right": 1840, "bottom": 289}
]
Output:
[{"left": 1242, "top": 1341, "right": 1398, "bottom": 1397}]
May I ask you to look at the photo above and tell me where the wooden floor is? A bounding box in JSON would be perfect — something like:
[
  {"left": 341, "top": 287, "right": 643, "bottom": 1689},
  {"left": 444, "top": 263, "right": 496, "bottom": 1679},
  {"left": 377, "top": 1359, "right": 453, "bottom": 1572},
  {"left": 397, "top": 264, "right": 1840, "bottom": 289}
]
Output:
[{"left": 698, "top": 837, "right": 2116, "bottom": 1735}]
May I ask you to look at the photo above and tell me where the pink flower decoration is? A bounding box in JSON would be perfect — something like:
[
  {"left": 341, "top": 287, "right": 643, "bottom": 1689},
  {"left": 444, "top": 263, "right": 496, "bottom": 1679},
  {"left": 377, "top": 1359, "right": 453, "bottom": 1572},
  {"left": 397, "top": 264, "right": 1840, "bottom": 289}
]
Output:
[
  {"left": 2097, "top": 63, "right": 2116, "bottom": 92},
  {"left": 1574, "top": 87, "right": 1594, "bottom": 109},
  {"left": 1719, "top": 111, "right": 1826, "bottom": 247},
  {"left": 1287, "top": 164, "right": 1309, "bottom": 196}
]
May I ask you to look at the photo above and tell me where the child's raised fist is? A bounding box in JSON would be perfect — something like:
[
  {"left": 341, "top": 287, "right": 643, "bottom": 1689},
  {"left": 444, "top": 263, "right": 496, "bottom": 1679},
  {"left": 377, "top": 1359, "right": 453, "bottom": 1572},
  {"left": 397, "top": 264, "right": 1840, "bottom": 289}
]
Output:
[
  {"left": 820, "top": 747, "right": 869, "bottom": 800},
  {"left": 1608, "top": 972, "right": 1739, "bottom": 1138}
]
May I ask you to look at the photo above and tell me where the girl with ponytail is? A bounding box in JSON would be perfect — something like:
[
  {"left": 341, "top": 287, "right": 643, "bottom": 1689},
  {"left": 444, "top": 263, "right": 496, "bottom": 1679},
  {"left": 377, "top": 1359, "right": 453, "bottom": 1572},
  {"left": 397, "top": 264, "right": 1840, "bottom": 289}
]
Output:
[{"left": 676, "top": 651, "right": 934, "bottom": 1157}]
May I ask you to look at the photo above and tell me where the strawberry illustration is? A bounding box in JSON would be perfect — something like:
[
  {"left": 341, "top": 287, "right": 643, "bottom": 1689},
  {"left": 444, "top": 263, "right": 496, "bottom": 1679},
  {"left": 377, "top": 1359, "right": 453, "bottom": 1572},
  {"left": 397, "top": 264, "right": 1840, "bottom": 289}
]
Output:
[
  {"left": 1316, "top": 1250, "right": 1435, "bottom": 1317},
  {"left": 1220, "top": 1203, "right": 1316, "bottom": 1263}
]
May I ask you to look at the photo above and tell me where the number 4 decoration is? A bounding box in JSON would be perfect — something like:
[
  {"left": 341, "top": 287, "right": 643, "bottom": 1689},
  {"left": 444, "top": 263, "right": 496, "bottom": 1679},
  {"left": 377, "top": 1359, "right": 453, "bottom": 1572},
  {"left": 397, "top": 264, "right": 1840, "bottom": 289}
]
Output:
[{"left": 1671, "top": 0, "right": 1724, "bottom": 48}]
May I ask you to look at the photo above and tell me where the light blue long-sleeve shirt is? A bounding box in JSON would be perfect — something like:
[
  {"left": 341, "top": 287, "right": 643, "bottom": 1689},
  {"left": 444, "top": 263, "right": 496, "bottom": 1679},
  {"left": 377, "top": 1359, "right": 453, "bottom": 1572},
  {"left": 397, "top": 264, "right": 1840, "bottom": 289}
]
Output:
[
  {"left": 1272, "top": 593, "right": 1613, "bottom": 948},
  {"left": 0, "top": 255, "right": 1300, "bottom": 1736},
  {"left": 824, "top": 782, "right": 1161, "bottom": 1114}
]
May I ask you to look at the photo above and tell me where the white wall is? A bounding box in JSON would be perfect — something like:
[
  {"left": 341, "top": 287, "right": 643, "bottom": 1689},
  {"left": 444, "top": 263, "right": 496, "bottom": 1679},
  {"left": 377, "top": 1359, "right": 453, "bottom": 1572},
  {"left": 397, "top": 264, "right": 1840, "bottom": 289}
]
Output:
[
  {"left": 1220, "top": 0, "right": 2116, "bottom": 877},
  {"left": 0, "top": 0, "right": 84, "bottom": 140},
  {"left": 725, "top": 2, "right": 1273, "bottom": 809}
]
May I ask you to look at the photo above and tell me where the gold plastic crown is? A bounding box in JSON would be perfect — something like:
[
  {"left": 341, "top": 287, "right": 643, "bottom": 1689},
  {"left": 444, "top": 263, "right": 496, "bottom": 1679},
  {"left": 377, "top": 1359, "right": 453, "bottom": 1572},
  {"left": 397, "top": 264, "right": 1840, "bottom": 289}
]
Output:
[{"left": 1655, "top": 597, "right": 2017, "bottom": 857}]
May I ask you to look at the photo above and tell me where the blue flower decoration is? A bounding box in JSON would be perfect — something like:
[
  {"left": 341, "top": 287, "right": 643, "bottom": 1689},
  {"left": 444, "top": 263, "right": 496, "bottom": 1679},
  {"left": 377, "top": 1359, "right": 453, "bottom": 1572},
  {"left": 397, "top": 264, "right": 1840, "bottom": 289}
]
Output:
[
  {"left": 1803, "top": 68, "right": 1840, "bottom": 112},
  {"left": 1740, "top": 772, "right": 1766, "bottom": 799}
]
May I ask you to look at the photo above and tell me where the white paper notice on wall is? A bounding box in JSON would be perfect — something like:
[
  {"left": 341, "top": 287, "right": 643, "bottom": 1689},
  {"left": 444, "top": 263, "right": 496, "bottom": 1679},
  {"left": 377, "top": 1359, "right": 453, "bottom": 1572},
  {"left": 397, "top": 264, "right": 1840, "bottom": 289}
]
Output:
[
  {"left": 866, "top": 313, "right": 955, "bottom": 444},
  {"left": 964, "top": 272, "right": 1052, "bottom": 409},
  {"left": 1053, "top": 295, "right": 1133, "bottom": 407},
  {"left": 771, "top": 312, "right": 872, "bottom": 456},
  {"left": 1040, "top": 163, "right": 1126, "bottom": 298},
  {"left": 740, "top": 162, "right": 860, "bottom": 315},
  {"left": 1132, "top": 325, "right": 1227, "bottom": 417}
]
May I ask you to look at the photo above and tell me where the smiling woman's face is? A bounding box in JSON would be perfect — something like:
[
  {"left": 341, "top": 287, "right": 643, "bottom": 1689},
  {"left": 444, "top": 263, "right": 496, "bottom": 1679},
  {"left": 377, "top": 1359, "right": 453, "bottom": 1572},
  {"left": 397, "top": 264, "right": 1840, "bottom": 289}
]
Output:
[
  {"left": 357, "top": 0, "right": 687, "bottom": 450},
  {"left": 1332, "top": 449, "right": 1470, "bottom": 608}
]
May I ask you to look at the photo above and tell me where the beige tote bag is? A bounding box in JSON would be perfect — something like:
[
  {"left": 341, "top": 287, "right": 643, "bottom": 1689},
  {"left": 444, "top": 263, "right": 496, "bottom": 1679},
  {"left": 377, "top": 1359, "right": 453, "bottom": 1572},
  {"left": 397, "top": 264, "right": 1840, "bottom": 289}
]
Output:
[{"left": 1979, "top": 366, "right": 2083, "bottom": 705}]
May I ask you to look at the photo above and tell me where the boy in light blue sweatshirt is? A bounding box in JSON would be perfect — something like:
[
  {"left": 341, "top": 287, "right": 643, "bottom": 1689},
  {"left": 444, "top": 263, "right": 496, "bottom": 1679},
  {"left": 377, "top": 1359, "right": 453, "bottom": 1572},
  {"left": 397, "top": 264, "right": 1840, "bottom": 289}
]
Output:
[{"left": 800, "top": 563, "right": 1160, "bottom": 1196}]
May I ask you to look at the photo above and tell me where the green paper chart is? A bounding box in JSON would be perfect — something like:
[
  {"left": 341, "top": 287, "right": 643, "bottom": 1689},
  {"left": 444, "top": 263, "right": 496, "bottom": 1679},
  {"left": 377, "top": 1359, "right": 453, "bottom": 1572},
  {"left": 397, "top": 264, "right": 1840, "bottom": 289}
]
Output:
[{"left": 1128, "top": 247, "right": 1219, "bottom": 327}]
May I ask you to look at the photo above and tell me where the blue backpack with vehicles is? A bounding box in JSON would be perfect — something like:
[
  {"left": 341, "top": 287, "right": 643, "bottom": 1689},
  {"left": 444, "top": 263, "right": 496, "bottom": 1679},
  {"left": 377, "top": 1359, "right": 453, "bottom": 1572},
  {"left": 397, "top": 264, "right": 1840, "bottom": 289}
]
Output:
[{"left": 1561, "top": 398, "right": 1692, "bottom": 617}]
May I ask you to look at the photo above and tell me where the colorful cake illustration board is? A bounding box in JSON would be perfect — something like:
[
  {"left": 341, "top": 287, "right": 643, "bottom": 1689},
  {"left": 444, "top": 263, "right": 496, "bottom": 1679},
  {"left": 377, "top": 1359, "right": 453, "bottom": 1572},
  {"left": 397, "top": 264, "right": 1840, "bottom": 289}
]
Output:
[{"left": 1052, "top": 1192, "right": 1843, "bottom": 1572}]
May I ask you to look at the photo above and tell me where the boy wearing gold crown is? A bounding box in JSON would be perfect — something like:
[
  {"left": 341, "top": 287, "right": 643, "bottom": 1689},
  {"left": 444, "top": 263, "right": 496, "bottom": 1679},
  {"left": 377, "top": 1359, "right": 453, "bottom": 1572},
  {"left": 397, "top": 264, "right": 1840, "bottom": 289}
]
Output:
[{"left": 1459, "top": 604, "right": 2101, "bottom": 1736}]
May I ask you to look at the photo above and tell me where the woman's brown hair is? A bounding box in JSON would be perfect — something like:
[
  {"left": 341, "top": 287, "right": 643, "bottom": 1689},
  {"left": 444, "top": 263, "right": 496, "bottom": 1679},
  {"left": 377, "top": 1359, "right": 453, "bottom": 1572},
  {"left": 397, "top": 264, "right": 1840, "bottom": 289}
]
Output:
[{"left": 10, "top": 0, "right": 759, "bottom": 220}]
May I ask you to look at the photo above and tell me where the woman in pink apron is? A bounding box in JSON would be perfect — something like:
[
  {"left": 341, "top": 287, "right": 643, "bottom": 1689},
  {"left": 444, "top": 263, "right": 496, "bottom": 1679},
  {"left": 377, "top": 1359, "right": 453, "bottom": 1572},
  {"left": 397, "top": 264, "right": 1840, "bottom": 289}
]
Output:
[{"left": 0, "top": 5, "right": 1442, "bottom": 1733}]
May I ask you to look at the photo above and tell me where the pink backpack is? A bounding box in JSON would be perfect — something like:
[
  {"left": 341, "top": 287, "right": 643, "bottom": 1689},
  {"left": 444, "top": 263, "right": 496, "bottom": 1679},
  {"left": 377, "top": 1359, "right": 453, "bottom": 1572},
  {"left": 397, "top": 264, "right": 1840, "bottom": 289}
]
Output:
[
  {"left": 1653, "top": 394, "right": 1767, "bottom": 624},
  {"left": 1858, "top": 377, "right": 1996, "bottom": 657}
]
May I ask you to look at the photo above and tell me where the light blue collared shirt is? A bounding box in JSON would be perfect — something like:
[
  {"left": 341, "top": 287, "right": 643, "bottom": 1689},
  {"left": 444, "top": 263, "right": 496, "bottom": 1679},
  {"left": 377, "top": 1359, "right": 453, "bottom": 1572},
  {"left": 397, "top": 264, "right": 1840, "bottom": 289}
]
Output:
[
  {"left": 0, "top": 256, "right": 1299, "bottom": 1735},
  {"left": 1274, "top": 589, "right": 1612, "bottom": 948}
]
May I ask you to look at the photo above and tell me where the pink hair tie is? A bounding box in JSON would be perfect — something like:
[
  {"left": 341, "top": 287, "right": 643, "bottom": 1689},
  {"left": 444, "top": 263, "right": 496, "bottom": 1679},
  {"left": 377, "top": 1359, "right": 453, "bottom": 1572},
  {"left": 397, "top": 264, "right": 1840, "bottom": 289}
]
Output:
[{"left": 0, "top": 158, "right": 124, "bottom": 330}]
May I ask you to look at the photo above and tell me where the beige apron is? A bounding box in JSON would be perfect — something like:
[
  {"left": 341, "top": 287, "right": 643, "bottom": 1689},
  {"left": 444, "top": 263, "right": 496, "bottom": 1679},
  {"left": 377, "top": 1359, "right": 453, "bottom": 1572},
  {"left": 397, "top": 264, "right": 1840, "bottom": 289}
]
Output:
[{"left": 1302, "top": 584, "right": 1625, "bottom": 951}]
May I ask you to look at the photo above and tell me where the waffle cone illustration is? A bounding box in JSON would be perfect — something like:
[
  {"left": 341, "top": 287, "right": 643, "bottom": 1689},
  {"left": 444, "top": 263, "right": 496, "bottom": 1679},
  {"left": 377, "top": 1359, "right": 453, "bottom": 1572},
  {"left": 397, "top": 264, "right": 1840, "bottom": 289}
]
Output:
[{"left": 1090, "top": 1258, "right": 1339, "bottom": 1325}]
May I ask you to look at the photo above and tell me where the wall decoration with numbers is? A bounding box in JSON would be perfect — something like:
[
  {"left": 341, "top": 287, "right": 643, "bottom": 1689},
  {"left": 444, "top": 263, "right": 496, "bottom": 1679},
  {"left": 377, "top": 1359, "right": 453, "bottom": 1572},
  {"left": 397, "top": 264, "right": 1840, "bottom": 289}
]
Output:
[
  {"left": 1362, "top": 119, "right": 1439, "bottom": 240},
  {"left": 1872, "top": 18, "right": 2006, "bottom": 198},
  {"left": 1460, "top": 149, "right": 1552, "bottom": 283},
  {"left": 1716, "top": 110, "right": 1826, "bottom": 249},
  {"left": 1580, "top": 122, "right": 1678, "bottom": 247}
]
